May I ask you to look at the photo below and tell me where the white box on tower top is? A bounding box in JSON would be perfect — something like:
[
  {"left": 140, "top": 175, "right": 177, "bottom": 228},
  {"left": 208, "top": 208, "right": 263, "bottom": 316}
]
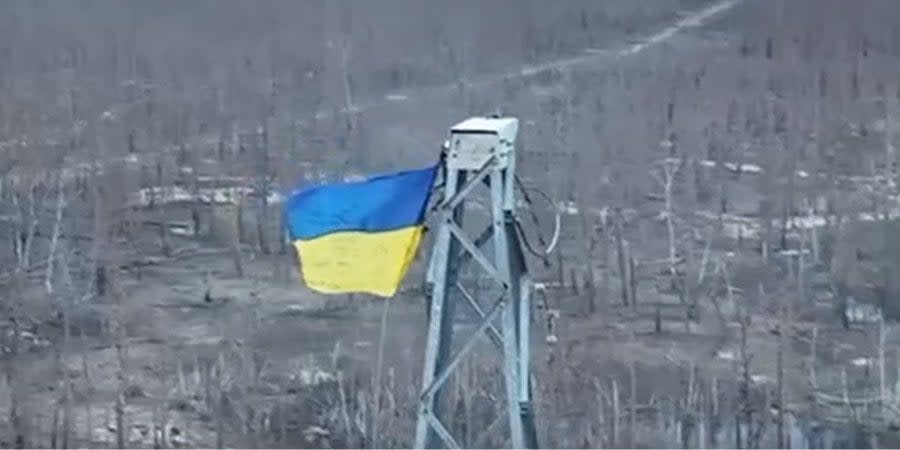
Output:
[{"left": 446, "top": 116, "right": 518, "bottom": 171}]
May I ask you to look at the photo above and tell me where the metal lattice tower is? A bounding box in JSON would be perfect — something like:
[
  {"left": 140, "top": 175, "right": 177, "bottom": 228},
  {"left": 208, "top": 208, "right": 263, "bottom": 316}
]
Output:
[{"left": 415, "top": 116, "right": 538, "bottom": 449}]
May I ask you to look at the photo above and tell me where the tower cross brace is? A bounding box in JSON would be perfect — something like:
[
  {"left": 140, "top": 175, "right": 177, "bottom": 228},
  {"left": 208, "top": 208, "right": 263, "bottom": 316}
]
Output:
[{"left": 415, "top": 116, "right": 538, "bottom": 449}]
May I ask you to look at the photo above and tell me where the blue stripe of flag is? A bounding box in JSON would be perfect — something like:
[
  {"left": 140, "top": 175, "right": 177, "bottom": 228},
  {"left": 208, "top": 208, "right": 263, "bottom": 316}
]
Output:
[{"left": 284, "top": 165, "right": 438, "bottom": 241}]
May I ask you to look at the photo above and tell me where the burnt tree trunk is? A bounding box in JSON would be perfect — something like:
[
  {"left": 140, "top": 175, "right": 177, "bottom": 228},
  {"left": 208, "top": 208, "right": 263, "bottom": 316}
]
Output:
[
  {"left": 256, "top": 124, "right": 271, "bottom": 255},
  {"left": 615, "top": 211, "right": 629, "bottom": 306}
]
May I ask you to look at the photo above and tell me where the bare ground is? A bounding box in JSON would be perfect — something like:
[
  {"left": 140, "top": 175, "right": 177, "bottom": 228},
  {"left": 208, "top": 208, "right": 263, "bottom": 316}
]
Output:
[{"left": 3, "top": 0, "right": 900, "bottom": 448}]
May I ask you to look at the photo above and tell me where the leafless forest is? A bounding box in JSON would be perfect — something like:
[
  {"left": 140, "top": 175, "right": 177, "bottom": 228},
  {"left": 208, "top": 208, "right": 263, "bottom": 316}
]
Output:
[{"left": 1, "top": 0, "right": 900, "bottom": 448}]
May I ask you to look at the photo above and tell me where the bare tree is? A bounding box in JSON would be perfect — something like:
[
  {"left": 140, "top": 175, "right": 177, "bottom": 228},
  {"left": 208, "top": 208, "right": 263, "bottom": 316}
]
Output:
[
  {"left": 614, "top": 209, "right": 632, "bottom": 307},
  {"left": 229, "top": 125, "right": 245, "bottom": 277},
  {"left": 254, "top": 124, "right": 271, "bottom": 255},
  {"left": 653, "top": 158, "right": 684, "bottom": 291}
]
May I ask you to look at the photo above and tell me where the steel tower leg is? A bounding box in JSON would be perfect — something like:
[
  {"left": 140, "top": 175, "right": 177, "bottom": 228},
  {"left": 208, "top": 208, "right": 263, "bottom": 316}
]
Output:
[{"left": 415, "top": 129, "right": 537, "bottom": 449}]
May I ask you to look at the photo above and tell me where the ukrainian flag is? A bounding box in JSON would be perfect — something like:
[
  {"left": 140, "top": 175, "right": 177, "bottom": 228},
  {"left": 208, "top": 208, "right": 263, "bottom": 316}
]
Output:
[{"left": 284, "top": 165, "right": 439, "bottom": 297}]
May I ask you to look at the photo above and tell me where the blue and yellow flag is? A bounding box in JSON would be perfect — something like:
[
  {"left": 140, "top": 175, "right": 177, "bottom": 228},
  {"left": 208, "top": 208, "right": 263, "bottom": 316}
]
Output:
[{"left": 284, "top": 165, "right": 439, "bottom": 297}]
